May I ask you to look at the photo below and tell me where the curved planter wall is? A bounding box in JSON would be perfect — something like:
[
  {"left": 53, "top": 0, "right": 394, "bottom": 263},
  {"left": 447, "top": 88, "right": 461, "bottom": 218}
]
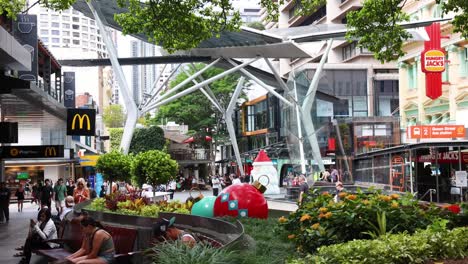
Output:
[{"left": 73, "top": 200, "right": 244, "bottom": 250}]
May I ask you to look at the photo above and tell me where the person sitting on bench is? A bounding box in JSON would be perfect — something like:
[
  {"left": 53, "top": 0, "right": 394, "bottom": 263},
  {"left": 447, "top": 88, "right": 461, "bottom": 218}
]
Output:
[
  {"left": 65, "top": 216, "right": 115, "bottom": 264},
  {"left": 14, "top": 208, "right": 59, "bottom": 264},
  {"left": 153, "top": 217, "right": 198, "bottom": 247}
]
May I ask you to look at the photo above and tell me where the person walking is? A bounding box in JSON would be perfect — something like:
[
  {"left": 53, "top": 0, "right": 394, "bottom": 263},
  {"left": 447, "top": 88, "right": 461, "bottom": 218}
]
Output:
[
  {"left": 16, "top": 184, "right": 25, "bottom": 212},
  {"left": 53, "top": 178, "right": 67, "bottom": 216},
  {"left": 168, "top": 180, "right": 176, "bottom": 200},
  {"left": 40, "top": 179, "right": 53, "bottom": 210},
  {"left": 298, "top": 175, "right": 309, "bottom": 205},
  {"left": 0, "top": 182, "right": 11, "bottom": 222},
  {"left": 211, "top": 175, "right": 221, "bottom": 196}
]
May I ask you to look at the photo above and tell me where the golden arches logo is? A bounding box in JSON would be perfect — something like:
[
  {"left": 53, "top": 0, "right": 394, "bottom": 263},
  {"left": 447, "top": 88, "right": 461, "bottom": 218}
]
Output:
[
  {"left": 10, "top": 148, "right": 19, "bottom": 156},
  {"left": 45, "top": 147, "right": 57, "bottom": 157},
  {"left": 71, "top": 114, "right": 91, "bottom": 130}
]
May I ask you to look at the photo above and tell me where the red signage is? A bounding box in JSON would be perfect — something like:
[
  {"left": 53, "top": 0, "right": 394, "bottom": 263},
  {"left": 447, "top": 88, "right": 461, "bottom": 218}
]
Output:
[
  {"left": 407, "top": 125, "right": 466, "bottom": 139},
  {"left": 418, "top": 152, "right": 468, "bottom": 163},
  {"left": 421, "top": 23, "right": 445, "bottom": 100},
  {"left": 421, "top": 50, "right": 445, "bottom": 73}
]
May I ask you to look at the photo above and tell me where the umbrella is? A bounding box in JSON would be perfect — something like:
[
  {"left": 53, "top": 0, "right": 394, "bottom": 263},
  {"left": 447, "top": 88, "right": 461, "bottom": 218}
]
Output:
[{"left": 183, "top": 136, "right": 213, "bottom": 143}]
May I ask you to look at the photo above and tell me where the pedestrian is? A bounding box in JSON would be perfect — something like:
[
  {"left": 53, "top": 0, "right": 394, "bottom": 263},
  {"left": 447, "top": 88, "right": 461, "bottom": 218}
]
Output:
[
  {"left": 40, "top": 179, "right": 53, "bottom": 210},
  {"left": 231, "top": 174, "right": 241, "bottom": 185},
  {"left": 60, "top": 196, "right": 75, "bottom": 221},
  {"left": 168, "top": 180, "right": 176, "bottom": 200},
  {"left": 0, "top": 182, "right": 11, "bottom": 222},
  {"left": 99, "top": 185, "right": 106, "bottom": 198},
  {"left": 298, "top": 175, "right": 309, "bottom": 205},
  {"left": 87, "top": 183, "right": 97, "bottom": 199},
  {"left": 66, "top": 179, "right": 75, "bottom": 196},
  {"left": 334, "top": 181, "right": 345, "bottom": 203},
  {"left": 211, "top": 175, "right": 221, "bottom": 196},
  {"left": 53, "top": 178, "right": 67, "bottom": 216},
  {"left": 73, "top": 178, "right": 90, "bottom": 204},
  {"left": 330, "top": 167, "right": 339, "bottom": 183},
  {"left": 14, "top": 208, "right": 59, "bottom": 264},
  {"left": 31, "top": 183, "right": 38, "bottom": 205},
  {"left": 16, "top": 184, "right": 25, "bottom": 212}
]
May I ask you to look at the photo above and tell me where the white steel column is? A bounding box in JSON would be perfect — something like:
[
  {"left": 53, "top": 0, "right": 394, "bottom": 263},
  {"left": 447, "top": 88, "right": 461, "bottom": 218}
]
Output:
[
  {"left": 225, "top": 77, "right": 246, "bottom": 176},
  {"left": 88, "top": 1, "right": 138, "bottom": 154},
  {"left": 292, "top": 72, "right": 306, "bottom": 174},
  {"left": 143, "top": 58, "right": 258, "bottom": 113},
  {"left": 226, "top": 59, "right": 292, "bottom": 107},
  {"left": 301, "top": 39, "right": 334, "bottom": 173}
]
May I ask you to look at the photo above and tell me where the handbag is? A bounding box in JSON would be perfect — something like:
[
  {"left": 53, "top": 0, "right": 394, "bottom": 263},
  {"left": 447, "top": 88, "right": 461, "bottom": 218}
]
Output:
[{"left": 185, "top": 188, "right": 204, "bottom": 209}]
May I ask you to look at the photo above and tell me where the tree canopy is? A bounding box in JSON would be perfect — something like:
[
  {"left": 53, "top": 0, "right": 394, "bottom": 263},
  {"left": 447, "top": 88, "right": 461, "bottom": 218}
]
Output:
[
  {"left": 102, "top": 104, "right": 125, "bottom": 128},
  {"left": 109, "top": 126, "right": 166, "bottom": 154},
  {"left": 96, "top": 150, "right": 133, "bottom": 183},
  {"left": 132, "top": 150, "right": 178, "bottom": 188}
]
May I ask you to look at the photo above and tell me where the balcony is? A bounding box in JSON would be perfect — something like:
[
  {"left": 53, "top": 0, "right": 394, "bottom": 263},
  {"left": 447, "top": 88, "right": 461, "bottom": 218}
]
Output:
[{"left": 168, "top": 149, "right": 212, "bottom": 164}]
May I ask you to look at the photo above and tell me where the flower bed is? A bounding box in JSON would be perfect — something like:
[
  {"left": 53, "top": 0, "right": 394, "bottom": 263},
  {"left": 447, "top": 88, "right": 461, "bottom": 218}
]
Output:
[
  {"left": 86, "top": 192, "right": 190, "bottom": 217},
  {"left": 288, "top": 226, "right": 468, "bottom": 264},
  {"left": 279, "top": 189, "right": 466, "bottom": 253}
]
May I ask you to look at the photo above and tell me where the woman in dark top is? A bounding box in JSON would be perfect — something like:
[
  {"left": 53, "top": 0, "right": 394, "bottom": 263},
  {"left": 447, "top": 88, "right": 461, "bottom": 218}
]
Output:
[
  {"left": 16, "top": 184, "right": 25, "bottom": 212},
  {"left": 66, "top": 216, "right": 115, "bottom": 264}
]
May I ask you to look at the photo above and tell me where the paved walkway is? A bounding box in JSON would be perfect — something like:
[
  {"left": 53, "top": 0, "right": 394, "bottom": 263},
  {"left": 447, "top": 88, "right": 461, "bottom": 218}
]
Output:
[{"left": 0, "top": 188, "right": 297, "bottom": 264}]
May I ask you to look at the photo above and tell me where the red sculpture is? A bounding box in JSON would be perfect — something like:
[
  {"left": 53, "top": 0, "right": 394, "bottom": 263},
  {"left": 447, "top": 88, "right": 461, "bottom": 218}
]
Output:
[{"left": 213, "top": 183, "right": 268, "bottom": 219}]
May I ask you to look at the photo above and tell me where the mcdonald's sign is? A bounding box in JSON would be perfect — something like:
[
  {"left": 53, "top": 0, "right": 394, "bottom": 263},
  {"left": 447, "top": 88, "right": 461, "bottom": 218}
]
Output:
[
  {"left": 67, "top": 109, "right": 96, "bottom": 136},
  {"left": 0, "top": 145, "right": 64, "bottom": 158},
  {"left": 44, "top": 147, "right": 57, "bottom": 157}
]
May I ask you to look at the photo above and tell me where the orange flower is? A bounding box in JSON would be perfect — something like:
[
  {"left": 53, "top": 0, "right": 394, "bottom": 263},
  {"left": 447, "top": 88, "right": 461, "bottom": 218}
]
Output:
[
  {"left": 338, "top": 192, "right": 348, "bottom": 198},
  {"left": 318, "top": 213, "right": 326, "bottom": 219},
  {"left": 319, "top": 207, "right": 328, "bottom": 213},
  {"left": 379, "top": 195, "right": 392, "bottom": 202},
  {"left": 288, "top": 234, "right": 295, "bottom": 239},
  {"left": 300, "top": 214, "right": 312, "bottom": 222},
  {"left": 362, "top": 199, "right": 370, "bottom": 205},
  {"left": 391, "top": 201, "right": 399, "bottom": 208},
  {"left": 322, "top": 191, "right": 331, "bottom": 197},
  {"left": 345, "top": 194, "right": 357, "bottom": 200},
  {"left": 278, "top": 216, "right": 288, "bottom": 223},
  {"left": 324, "top": 212, "right": 333, "bottom": 219},
  {"left": 390, "top": 194, "right": 400, "bottom": 200},
  {"left": 311, "top": 223, "right": 320, "bottom": 230}
]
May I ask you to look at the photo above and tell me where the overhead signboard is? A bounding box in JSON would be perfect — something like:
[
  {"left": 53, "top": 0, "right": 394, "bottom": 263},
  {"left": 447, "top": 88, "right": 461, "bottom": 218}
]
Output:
[
  {"left": 13, "top": 14, "right": 38, "bottom": 83},
  {"left": 79, "top": 155, "right": 100, "bottom": 167},
  {"left": 407, "top": 125, "right": 465, "bottom": 139},
  {"left": 63, "top": 72, "right": 76, "bottom": 108},
  {"left": 421, "top": 23, "right": 445, "bottom": 100},
  {"left": 417, "top": 152, "right": 468, "bottom": 163},
  {"left": 67, "top": 108, "right": 96, "bottom": 136},
  {"left": 0, "top": 145, "right": 64, "bottom": 158}
]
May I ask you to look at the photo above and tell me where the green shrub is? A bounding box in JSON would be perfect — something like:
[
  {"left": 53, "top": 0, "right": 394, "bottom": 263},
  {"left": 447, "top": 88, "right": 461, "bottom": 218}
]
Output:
[
  {"left": 148, "top": 241, "right": 239, "bottom": 264},
  {"left": 279, "top": 189, "right": 465, "bottom": 253},
  {"left": 290, "top": 227, "right": 468, "bottom": 264}
]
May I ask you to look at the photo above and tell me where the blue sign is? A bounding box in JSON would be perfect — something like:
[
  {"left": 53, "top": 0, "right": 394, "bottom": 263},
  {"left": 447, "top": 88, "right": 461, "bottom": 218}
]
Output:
[
  {"left": 88, "top": 175, "right": 95, "bottom": 189},
  {"left": 95, "top": 173, "right": 104, "bottom": 196}
]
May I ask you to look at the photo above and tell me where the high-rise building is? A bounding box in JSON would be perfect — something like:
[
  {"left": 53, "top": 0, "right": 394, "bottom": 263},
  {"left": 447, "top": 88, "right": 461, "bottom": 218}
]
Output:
[{"left": 231, "top": 0, "right": 262, "bottom": 23}]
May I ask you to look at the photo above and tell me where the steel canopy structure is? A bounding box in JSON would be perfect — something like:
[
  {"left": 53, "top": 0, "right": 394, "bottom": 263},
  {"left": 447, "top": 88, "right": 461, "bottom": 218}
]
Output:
[{"left": 72, "top": 0, "right": 448, "bottom": 176}]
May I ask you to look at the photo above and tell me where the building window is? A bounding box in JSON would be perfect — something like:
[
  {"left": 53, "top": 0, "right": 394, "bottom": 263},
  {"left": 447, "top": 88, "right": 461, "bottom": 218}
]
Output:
[
  {"left": 51, "top": 30, "right": 59, "bottom": 35},
  {"left": 442, "top": 54, "right": 449, "bottom": 82},
  {"left": 72, "top": 16, "right": 79, "bottom": 22},
  {"left": 52, "top": 38, "right": 59, "bottom": 43},
  {"left": 63, "top": 38, "right": 70, "bottom": 44},
  {"left": 40, "top": 22, "right": 48, "bottom": 27},
  {"left": 62, "top": 15, "right": 70, "bottom": 21},
  {"left": 40, "top": 14, "right": 48, "bottom": 20},
  {"left": 72, "top": 24, "right": 80, "bottom": 30},
  {"left": 41, "top": 37, "right": 49, "bottom": 43},
  {"left": 90, "top": 20, "right": 95, "bottom": 26},
  {"left": 82, "top": 26, "right": 88, "bottom": 31},
  {"left": 40, "top": 29, "right": 48, "bottom": 35},
  {"left": 62, "top": 31, "right": 70, "bottom": 36},
  {"left": 90, "top": 35, "right": 96, "bottom": 41},
  {"left": 51, "top": 15, "right": 59, "bottom": 21},
  {"left": 82, "top": 33, "right": 88, "bottom": 39},
  {"left": 51, "top": 22, "right": 59, "bottom": 28},
  {"left": 408, "top": 62, "right": 418, "bottom": 89},
  {"left": 82, "top": 18, "right": 88, "bottom": 24},
  {"left": 459, "top": 48, "right": 468, "bottom": 77},
  {"left": 72, "top": 39, "right": 80, "bottom": 45},
  {"left": 73, "top": 32, "right": 80, "bottom": 38},
  {"left": 62, "top": 23, "right": 70, "bottom": 29},
  {"left": 72, "top": 9, "right": 79, "bottom": 15},
  {"left": 83, "top": 41, "right": 88, "bottom": 46}
]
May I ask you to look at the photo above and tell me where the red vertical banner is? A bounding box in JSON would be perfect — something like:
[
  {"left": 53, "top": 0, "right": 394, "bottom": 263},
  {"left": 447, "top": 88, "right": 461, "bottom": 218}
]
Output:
[
  {"left": 421, "top": 23, "right": 445, "bottom": 100},
  {"left": 328, "top": 138, "right": 336, "bottom": 151}
]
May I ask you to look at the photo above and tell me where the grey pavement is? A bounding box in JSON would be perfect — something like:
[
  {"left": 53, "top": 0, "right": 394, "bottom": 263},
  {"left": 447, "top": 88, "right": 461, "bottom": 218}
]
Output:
[{"left": 0, "top": 188, "right": 296, "bottom": 264}]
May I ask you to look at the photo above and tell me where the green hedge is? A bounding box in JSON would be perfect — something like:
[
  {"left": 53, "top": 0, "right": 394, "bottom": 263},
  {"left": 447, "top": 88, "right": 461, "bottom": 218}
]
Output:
[{"left": 289, "top": 227, "right": 468, "bottom": 264}]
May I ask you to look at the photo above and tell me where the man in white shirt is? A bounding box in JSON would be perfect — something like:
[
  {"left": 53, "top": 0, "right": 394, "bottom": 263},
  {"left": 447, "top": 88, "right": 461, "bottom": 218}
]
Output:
[
  {"left": 231, "top": 174, "right": 242, "bottom": 185},
  {"left": 212, "top": 176, "right": 221, "bottom": 196},
  {"left": 60, "top": 196, "right": 75, "bottom": 220}
]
